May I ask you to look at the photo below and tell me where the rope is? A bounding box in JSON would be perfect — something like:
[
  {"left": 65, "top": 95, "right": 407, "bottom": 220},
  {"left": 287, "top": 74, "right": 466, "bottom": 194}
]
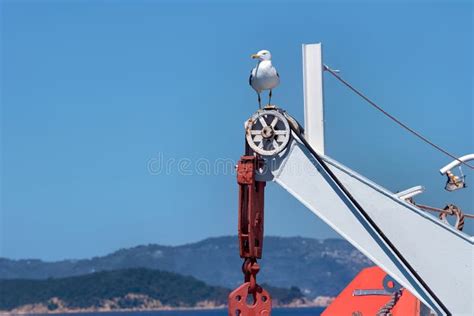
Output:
[
  {"left": 416, "top": 203, "right": 474, "bottom": 218},
  {"left": 439, "top": 204, "right": 465, "bottom": 231},
  {"left": 416, "top": 203, "right": 473, "bottom": 230},
  {"left": 324, "top": 65, "right": 474, "bottom": 170},
  {"left": 376, "top": 288, "right": 404, "bottom": 316}
]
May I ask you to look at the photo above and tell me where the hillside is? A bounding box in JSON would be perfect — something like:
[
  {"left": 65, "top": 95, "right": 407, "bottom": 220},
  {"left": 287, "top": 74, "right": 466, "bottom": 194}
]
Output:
[
  {"left": 0, "top": 268, "right": 304, "bottom": 312},
  {"left": 0, "top": 236, "right": 372, "bottom": 298}
]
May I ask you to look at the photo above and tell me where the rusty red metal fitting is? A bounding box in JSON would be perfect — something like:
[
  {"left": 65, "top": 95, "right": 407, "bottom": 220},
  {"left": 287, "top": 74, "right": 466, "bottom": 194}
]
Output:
[
  {"left": 230, "top": 154, "right": 271, "bottom": 315},
  {"left": 228, "top": 282, "right": 272, "bottom": 316},
  {"left": 242, "top": 259, "right": 261, "bottom": 294},
  {"left": 237, "top": 156, "right": 266, "bottom": 259}
]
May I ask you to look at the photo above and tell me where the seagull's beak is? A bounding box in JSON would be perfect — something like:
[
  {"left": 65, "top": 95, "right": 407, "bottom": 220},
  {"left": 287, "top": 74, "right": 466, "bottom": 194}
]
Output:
[{"left": 251, "top": 54, "right": 260, "bottom": 59}]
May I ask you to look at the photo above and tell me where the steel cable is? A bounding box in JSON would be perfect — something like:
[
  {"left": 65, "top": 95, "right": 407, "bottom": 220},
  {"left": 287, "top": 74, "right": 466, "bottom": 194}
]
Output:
[{"left": 324, "top": 65, "right": 474, "bottom": 170}]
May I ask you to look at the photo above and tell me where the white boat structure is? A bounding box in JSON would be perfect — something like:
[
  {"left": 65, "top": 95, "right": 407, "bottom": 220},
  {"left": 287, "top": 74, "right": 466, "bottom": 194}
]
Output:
[{"left": 230, "top": 43, "right": 473, "bottom": 316}]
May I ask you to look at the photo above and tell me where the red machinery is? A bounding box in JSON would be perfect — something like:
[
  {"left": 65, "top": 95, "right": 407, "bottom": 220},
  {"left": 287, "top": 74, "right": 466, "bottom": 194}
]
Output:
[
  {"left": 227, "top": 155, "right": 426, "bottom": 316},
  {"left": 228, "top": 155, "right": 271, "bottom": 316},
  {"left": 226, "top": 106, "right": 468, "bottom": 315}
]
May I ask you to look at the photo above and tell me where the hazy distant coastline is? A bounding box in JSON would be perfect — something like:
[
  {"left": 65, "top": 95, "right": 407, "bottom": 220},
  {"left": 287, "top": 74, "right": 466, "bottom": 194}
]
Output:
[
  {"left": 0, "top": 236, "right": 364, "bottom": 314},
  {"left": 0, "top": 236, "right": 371, "bottom": 300},
  {"left": 1, "top": 297, "right": 333, "bottom": 315},
  {"left": 0, "top": 268, "right": 334, "bottom": 314}
]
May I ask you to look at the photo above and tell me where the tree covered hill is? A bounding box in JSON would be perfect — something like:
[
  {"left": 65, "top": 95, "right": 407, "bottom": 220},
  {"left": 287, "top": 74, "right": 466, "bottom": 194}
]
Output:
[
  {"left": 0, "top": 268, "right": 227, "bottom": 310},
  {"left": 0, "top": 236, "right": 372, "bottom": 298},
  {"left": 0, "top": 268, "right": 304, "bottom": 311}
]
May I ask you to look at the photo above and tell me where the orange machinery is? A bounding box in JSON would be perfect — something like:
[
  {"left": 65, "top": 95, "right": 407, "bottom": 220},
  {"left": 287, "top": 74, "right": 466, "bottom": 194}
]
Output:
[{"left": 322, "top": 266, "right": 431, "bottom": 316}]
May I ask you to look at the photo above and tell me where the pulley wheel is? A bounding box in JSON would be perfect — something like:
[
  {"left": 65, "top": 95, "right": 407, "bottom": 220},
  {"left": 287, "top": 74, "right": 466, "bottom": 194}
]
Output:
[{"left": 245, "top": 110, "right": 291, "bottom": 156}]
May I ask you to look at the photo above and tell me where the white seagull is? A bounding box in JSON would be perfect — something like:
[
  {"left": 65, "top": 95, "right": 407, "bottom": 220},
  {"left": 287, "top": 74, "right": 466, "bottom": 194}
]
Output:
[{"left": 249, "top": 49, "right": 280, "bottom": 109}]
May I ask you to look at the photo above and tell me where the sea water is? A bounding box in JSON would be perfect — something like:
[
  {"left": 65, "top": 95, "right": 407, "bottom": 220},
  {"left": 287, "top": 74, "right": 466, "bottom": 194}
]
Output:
[{"left": 52, "top": 308, "right": 324, "bottom": 316}]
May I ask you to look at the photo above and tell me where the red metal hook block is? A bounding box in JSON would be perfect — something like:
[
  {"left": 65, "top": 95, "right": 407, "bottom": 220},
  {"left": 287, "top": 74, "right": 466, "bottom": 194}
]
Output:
[
  {"left": 228, "top": 282, "right": 272, "bottom": 316},
  {"left": 237, "top": 156, "right": 266, "bottom": 259},
  {"left": 231, "top": 155, "right": 270, "bottom": 315}
]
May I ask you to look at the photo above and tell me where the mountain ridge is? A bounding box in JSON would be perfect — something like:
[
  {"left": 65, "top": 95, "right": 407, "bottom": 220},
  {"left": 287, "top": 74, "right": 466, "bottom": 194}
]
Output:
[
  {"left": 0, "top": 236, "right": 372, "bottom": 298},
  {"left": 0, "top": 268, "right": 305, "bottom": 312}
]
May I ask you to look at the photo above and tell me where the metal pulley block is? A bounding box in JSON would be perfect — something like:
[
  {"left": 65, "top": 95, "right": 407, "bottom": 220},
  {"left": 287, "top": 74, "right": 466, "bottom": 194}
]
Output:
[
  {"left": 444, "top": 170, "right": 466, "bottom": 192},
  {"left": 245, "top": 108, "right": 291, "bottom": 156},
  {"left": 237, "top": 156, "right": 265, "bottom": 259},
  {"left": 439, "top": 154, "right": 472, "bottom": 192}
]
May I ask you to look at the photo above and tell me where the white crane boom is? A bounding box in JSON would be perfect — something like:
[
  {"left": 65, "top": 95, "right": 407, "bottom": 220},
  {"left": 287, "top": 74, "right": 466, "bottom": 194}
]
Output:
[
  {"left": 242, "top": 43, "right": 473, "bottom": 315},
  {"left": 254, "top": 129, "right": 472, "bottom": 315}
]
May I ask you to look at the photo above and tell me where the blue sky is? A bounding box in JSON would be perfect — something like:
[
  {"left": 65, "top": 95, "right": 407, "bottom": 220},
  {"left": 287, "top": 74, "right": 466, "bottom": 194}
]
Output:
[{"left": 1, "top": 1, "right": 472, "bottom": 260}]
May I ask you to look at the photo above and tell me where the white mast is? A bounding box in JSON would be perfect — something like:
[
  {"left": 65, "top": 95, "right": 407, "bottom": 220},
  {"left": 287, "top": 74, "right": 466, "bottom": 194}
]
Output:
[{"left": 302, "top": 43, "right": 325, "bottom": 155}]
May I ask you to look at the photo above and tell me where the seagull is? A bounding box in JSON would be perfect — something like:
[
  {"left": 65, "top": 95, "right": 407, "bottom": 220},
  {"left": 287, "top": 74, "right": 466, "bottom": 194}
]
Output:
[{"left": 249, "top": 49, "right": 280, "bottom": 109}]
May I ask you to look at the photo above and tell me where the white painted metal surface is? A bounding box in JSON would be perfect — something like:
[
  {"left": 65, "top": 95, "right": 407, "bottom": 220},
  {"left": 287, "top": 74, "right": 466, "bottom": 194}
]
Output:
[
  {"left": 257, "top": 133, "right": 473, "bottom": 316},
  {"left": 302, "top": 43, "right": 325, "bottom": 155},
  {"left": 439, "top": 153, "right": 474, "bottom": 174},
  {"left": 395, "top": 185, "right": 425, "bottom": 200}
]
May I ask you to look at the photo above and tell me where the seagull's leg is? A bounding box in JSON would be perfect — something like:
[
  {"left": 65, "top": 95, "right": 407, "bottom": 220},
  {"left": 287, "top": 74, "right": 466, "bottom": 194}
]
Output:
[
  {"left": 257, "top": 92, "right": 262, "bottom": 109},
  {"left": 268, "top": 90, "right": 273, "bottom": 106}
]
